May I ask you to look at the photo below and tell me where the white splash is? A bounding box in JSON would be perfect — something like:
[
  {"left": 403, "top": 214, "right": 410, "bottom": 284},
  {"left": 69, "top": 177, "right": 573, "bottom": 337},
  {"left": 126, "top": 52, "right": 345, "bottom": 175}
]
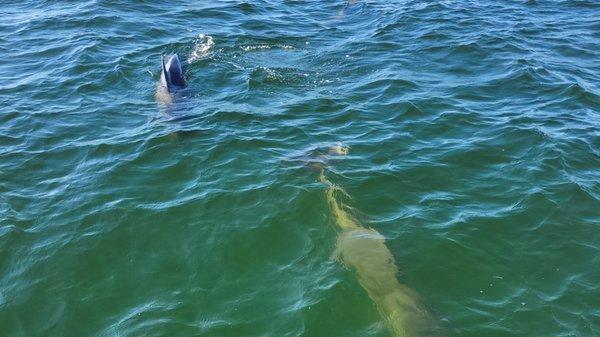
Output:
[
  {"left": 188, "top": 34, "right": 214, "bottom": 63},
  {"left": 240, "top": 44, "right": 294, "bottom": 52}
]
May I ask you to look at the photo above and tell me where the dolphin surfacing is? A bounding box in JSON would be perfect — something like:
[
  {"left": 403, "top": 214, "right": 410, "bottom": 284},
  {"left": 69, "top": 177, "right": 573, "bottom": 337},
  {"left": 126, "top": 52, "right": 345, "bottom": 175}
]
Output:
[
  {"left": 155, "top": 53, "right": 187, "bottom": 104},
  {"left": 320, "top": 168, "right": 438, "bottom": 337}
]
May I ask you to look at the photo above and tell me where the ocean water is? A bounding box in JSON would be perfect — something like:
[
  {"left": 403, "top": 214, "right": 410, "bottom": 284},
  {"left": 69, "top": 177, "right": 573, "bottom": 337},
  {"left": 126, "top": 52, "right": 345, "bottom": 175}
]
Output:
[{"left": 1, "top": 1, "right": 599, "bottom": 336}]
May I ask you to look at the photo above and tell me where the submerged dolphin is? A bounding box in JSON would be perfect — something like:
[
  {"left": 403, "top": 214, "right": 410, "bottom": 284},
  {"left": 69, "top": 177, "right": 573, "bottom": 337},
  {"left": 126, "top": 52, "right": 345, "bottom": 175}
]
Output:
[
  {"left": 342, "top": 0, "right": 363, "bottom": 16},
  {"left": 318, "top": 153, "right": 438, "bottom": 337},
  {"left": 155, "top": 53, "right": 187, "bottom": 104}
]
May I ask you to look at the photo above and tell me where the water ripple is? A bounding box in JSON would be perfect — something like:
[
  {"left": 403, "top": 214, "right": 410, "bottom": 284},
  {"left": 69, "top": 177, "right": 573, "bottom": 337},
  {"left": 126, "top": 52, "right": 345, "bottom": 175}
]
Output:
[{"left": 1, "top": 1, "right": 599, "bottom": 337}]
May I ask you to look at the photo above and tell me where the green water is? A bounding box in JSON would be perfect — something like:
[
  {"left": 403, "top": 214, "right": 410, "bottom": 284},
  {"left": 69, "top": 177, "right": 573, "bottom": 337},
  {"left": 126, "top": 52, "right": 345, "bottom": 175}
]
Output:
[{"left": 1, "top": 1, "right": 599, "bottom": 336}]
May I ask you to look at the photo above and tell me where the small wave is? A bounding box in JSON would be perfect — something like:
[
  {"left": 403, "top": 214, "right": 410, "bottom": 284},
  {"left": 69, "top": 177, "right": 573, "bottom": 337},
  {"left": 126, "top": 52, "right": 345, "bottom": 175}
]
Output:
[
  {"left": 240, "top": 44, "right": 295, "bottom": 52},
  {"left": 248, "top": 66, "right": 310, "bottom": 89},
  {"left": 188, "top": 34, "right": 214, "bottom": 63}
]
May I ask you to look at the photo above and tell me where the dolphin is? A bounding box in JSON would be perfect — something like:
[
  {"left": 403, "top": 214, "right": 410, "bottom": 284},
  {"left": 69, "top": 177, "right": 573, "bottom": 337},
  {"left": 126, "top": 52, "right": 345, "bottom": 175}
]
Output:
[
  {"left": 342, "top": 0, "right": 363, "bottom": 16},
  {"left": 318, "top": 153, "right": 440, "bottom": 337},
  {"left": 155, "top": 53, "right": 187, "bottom": 104},
  {"left": 279, "top": 143, "right": 350, "bottom": 173}
]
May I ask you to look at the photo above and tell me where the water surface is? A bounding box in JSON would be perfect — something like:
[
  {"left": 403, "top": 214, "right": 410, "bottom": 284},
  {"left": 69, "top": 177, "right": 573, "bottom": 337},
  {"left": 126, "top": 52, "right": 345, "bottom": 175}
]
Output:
[{"left": 1, "top": 1, "right": 599, "bottom": 336}]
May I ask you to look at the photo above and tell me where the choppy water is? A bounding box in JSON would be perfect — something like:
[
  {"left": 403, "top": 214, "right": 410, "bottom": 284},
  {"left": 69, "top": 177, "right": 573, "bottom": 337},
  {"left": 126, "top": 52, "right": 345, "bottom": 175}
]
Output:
[{"left": 1, "top": 1, "right": 599, "bottom": 336}]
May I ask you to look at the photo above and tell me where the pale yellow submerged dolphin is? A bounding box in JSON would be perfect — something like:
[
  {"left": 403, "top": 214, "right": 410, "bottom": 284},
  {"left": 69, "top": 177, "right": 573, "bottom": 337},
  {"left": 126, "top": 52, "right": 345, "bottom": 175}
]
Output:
[{"left": 319, "top": 149, "right": 437, "bottom": 337}]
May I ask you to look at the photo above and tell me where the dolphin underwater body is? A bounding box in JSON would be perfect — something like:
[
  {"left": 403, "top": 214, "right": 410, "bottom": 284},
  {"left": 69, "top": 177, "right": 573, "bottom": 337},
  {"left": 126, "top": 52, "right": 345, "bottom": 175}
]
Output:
[
  {"left": 155, "top": 53, "right": 187, "bottom": 105},
  {"left": 318, "top": 149, "right": 441, "bottom": 337}
]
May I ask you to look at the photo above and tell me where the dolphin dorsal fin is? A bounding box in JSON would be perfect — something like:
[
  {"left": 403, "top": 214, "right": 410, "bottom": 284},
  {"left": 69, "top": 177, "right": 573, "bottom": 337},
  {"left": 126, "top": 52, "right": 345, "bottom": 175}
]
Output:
[
  {"left": 161, "top": 55, "right": 171, "bottom": 87},
  {"left": 165, "top": 54, "right": 186, "bottom": 87}
]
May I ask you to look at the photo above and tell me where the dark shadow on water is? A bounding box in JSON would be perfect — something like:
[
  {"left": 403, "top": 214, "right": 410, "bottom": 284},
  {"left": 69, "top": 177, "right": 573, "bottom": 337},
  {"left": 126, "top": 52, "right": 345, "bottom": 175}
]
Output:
[{"left": 166, "top": 129, "right": 204, "bottom": 142}]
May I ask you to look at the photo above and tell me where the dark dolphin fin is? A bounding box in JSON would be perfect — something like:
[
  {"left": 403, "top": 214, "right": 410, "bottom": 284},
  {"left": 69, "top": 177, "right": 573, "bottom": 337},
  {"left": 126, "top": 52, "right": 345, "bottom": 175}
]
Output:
[
  {"left": 159, "top": 53, "right": 186, "bottom": 92},
  {"left": 160, "top": 55, "right": 171, "bottom": 88},
  {"left": 165, "top": 54, "right": 186, "bottom": 88}
]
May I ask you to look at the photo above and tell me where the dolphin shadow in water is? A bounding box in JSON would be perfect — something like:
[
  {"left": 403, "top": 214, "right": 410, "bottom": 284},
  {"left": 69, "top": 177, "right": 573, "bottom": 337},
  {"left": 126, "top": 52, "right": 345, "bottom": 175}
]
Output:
[{"left": 316, "top": 147, "right": 446, "bottom": 337}]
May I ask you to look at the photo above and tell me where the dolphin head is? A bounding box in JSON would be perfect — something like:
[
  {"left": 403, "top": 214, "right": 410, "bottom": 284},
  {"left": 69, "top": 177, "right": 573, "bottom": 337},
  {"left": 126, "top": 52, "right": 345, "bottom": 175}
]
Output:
[{"left": 160, "top": 53, "right": 186, "bottom": 92}]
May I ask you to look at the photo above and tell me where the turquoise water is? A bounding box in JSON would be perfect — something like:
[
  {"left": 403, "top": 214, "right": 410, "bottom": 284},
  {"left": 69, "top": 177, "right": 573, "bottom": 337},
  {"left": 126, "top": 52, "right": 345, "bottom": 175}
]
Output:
[{"left": 1, "top": 1, "right": 599, "bottom": 336}]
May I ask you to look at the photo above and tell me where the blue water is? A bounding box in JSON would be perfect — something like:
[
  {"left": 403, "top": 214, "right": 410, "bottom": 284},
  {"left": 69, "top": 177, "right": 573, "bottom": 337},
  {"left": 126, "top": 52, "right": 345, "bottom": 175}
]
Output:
[{"left": 1, "top": 1, "right": 599, "bottom": 336}]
